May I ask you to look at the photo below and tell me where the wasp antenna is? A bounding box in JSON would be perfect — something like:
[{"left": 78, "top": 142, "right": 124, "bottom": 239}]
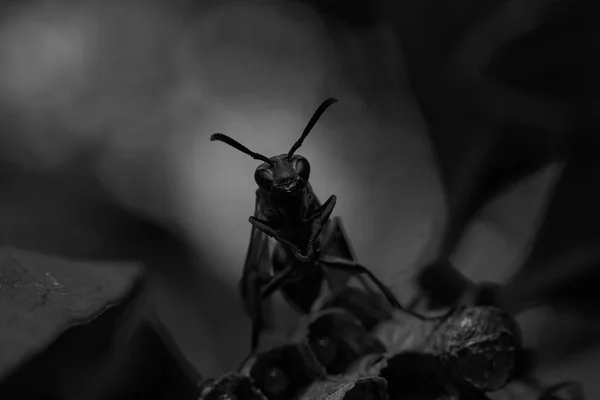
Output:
[
  {"left": 211, "top": 133, "right": 273, "bottom": 164},
  {"left": 287, "top": 97, "right": 338, "bottom": 158}
]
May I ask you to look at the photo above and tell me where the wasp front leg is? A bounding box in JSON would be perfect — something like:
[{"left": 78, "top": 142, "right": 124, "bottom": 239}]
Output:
[
  {"left": 319, "top": 216, "right": 370, "bottom": 291},
  {"left": 319, "top": 255, "right": 428, "bottom": 321},
  {"left": 320, "top": 217, "right": 358, "bottom": 262}
]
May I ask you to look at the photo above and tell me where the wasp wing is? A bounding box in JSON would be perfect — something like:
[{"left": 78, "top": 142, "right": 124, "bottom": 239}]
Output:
[
  {"left": 306, "top": 182, "right": 361, "bottom": 292},
  {"left": 313, "top": 185, "right": 381, "bottom": 298},
  {"left": 320, "top": 216, "right": 357, "bottom": 262},
  {"left": 239, "top": 190, "right": 276, "bottom": 331},
  {"left": 301, "top": 183, "right": 356, "bottom": 263}
]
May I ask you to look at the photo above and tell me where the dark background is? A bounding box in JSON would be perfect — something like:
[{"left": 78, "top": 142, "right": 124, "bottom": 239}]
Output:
[{"left": 0, "top": 0, "right": 595, "bottom": 397}]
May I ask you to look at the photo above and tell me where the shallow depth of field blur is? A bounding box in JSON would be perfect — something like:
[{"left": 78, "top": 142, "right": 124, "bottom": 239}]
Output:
[{"left": 0, "top": 0, "right": 595, "bottom": 392}]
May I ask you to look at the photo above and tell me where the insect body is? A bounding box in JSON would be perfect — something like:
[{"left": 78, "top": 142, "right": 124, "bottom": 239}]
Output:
[{"left": 211, "top": 98, "right": 421, "bottom": 350}]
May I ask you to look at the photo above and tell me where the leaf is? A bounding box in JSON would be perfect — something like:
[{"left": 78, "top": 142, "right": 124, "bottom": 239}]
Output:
[
  {"left": 372, "top": 310, "right": 439, "bottom": 353},
  {"left": 0, "top": 247, "right": 142, "bottom": 381},
  {"left": 1, "top": 278, "right": 203, "bottom": 399},
  {"left": 299, "top": 376, "right": 388, "bottom": 400}
]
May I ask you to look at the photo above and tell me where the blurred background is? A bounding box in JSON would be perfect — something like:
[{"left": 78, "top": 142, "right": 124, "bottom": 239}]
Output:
[{"left": 0, "top": 0, "right": 595, "bottom": 396}]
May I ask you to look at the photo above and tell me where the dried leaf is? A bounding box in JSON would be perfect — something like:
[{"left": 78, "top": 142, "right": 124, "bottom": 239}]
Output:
[
  {"left": 0, "top": 248, "right": 142, "bottom": 381},
  {"left": 299, "top": 376, "right": 388, "bottom": 400}
]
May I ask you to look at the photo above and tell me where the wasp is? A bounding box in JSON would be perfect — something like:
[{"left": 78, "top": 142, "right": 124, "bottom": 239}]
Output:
[{"left": 211, "top": 98, "right": 425, "bottom": 350}]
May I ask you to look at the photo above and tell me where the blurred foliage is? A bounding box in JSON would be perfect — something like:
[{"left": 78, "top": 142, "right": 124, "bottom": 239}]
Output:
[
  {"left": 0, "top": 0, "right": 595, "bottom": 397},
  {"left": 0, "top": 249, "right": 201, "bottom": 399},
  {"left": 0, "top": 248, "right": 141, "bottom": 381}
]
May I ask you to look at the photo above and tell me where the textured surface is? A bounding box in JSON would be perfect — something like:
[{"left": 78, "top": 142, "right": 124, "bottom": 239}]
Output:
[
  {"left": 0, "top": 247, "right": 142, "bottom": 380},
  {"left": 430, "top": 307, "right": 517, "bottom": 391},
  {"left": 301, "top": 377, "right": 388, "bottom": 400}
]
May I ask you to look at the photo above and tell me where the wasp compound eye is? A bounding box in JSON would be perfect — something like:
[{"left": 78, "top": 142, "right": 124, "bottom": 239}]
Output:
[
  {"left": 254, "top": 168, "right": 274, "bottom": 190},
  {"left": 293, "top": 156, "right": 311, "bottom": 182},
  {"left": 431, "top": 306, "right": 518, "bottom": 392}
]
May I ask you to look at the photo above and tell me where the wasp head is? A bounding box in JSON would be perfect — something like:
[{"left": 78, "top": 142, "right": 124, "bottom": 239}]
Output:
[
  {"left": 210, "top": 97, "right": 337, "bottom": 208},
  {"left": 254, "top": 154, "right": 310, "bottom": 203}
]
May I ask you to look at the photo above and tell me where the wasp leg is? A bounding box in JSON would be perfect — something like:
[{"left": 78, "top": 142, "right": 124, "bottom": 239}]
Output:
[
  {"left": 251, "top": 265, "right": 295, "bottom": 350},
  {"left": 320, "top": 217, "right": 357, "bottom": 260},
  {"left": 320, "top": 216, "right": 371, "bottom": 291},
  {"left": 319, "top": 255, "right": 428, "bottom": 321}
]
